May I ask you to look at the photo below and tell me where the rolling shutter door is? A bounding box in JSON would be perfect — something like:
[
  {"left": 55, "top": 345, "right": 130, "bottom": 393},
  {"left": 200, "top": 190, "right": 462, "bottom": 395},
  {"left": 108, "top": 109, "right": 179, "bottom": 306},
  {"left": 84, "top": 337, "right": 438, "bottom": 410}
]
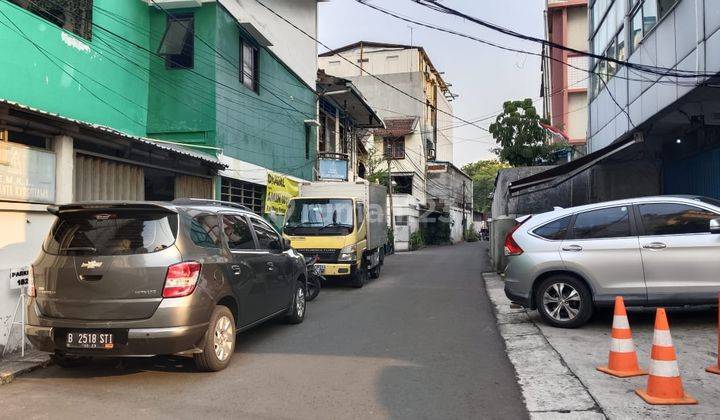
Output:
[
  {"left": 74, "top": 155, "right": 144, "bottom": 201},
  {"left": 175, "top": 175, "right": 213, "bottom": 199}
]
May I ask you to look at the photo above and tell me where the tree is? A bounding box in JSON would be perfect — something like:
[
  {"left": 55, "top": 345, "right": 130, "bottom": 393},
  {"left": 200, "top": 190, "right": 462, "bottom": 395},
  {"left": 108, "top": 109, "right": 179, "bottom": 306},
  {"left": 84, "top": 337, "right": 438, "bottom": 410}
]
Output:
[
  {"left": 489, "top": 99, "right": 567, "bottom": 166},
  {"left": 462, "top": 160, "right": 509, "bottom": 214}
]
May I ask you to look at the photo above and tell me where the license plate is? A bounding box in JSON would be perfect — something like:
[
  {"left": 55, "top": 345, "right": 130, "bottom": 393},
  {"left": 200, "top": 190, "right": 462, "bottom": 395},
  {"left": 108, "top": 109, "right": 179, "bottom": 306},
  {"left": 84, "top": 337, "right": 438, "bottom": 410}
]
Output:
[
  {"left": 66, "top": 331, "right": 114, "bottom": 349},
  {"left": 316, "top": 264, "right": 325, "bottom": 273}
]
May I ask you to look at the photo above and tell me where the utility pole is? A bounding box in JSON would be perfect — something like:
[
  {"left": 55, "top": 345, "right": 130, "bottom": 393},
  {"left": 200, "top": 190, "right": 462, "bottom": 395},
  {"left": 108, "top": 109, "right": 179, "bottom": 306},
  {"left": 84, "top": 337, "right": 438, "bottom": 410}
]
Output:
[
  {"left": 462, "top": 179, "right": 467, "bottom": 234},
  {"left": 388, "top": 156, "right": 395, "bottom": 233}
]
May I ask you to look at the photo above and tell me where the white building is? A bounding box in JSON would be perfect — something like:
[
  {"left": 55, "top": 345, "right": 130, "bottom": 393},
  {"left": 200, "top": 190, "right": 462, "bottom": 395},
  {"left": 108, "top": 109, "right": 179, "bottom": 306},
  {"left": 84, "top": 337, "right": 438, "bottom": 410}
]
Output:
[{"left": 318, "top": 42, "right": 459, "bottom": 250}]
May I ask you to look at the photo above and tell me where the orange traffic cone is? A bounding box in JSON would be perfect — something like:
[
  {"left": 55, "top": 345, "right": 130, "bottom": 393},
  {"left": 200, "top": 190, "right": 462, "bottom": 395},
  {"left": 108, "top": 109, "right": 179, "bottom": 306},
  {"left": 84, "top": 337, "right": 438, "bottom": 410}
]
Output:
[
  {"left": 636, "top": 308, "right": 697, "bottom": 405},
  {"left": 707, "top": 292, "right": 720, "bottom": 375},
  {"left": 597, "top": 296, "right": 646, "bottom": 377}
]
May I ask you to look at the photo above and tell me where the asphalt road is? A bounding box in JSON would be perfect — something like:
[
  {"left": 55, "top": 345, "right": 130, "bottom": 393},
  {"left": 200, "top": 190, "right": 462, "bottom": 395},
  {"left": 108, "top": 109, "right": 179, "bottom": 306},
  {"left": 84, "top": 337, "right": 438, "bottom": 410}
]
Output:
[{"left": 0, "top": 242, "right": 527, "bottom": 420}]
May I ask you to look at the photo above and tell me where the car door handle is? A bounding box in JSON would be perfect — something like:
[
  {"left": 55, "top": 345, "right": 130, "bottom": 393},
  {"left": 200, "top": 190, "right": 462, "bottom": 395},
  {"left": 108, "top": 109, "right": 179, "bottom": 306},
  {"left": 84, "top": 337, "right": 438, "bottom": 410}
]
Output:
[
  {"left": 231, "top": 265, "right": 242, "bottom": 276},
  {"left": 266, "top": 261, "right": 275, "bottom": 271},
  {"left": 561, "top": 245, "right": 583, "bottom": 252},
  {"left": 642, "top": 242, "right": 667, "bottom": 250}
]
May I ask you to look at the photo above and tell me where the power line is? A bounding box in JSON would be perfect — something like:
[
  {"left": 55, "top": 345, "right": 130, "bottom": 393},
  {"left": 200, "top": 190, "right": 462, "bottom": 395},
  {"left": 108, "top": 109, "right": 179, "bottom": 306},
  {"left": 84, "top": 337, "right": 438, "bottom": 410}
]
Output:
[
  {"left": 410, "top": 0, "right": 715, "bottom": 80},
  {"left": 253, "top": 0, "right": 491, "bottom": 134}
]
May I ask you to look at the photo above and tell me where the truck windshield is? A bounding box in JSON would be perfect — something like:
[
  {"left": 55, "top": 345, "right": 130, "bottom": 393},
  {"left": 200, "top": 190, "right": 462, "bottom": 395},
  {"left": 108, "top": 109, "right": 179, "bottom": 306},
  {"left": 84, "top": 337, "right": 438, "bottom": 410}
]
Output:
[{"left": 284, "top": 199, "right": 354, "bottom": 236}]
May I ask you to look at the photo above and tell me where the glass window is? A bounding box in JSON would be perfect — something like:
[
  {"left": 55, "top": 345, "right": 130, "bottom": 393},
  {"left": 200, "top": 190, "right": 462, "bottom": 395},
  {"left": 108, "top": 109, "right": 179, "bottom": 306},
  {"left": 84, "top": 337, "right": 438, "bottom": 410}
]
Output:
[
  {"left": 570, "top": 206, "right": 632, "bottom": 239},
  {"left": 189, "top": 212, "right": 221, "bottom": 248},
  {"left": 384, "top": 136, "right": 405, "bottom": 159},
  {"left": 222, "top": 214, "right": 255, "bottom": 250},
  {"left": 44, "top": 211, "right": 178, "bottom": 256},
  {"left": 284, "top": 198, "right": 355, "bottom": 236},
  {"left": 642, "top": 0, "right": 658, "bottom": 33},
  {"left": 9, "top": 0, "right": 93, "bottom": 40},
  {"left": 159, "top": 13, "right": 194, "bottom": 69},
  {"left": 220, "top": 177, "right": 265, "bottom": 214},
  {"left": 658, "top": 0, "right": 678, "bottom": 20},
  {"left": 617, "top": 27, "right": 626, "bottom": 62},
  {"left": 606, "top": 39, "right": 617, "bottom": 76},
  {"left": 251, "top": 218, "right": 282, "bottom": 250},
  {"left": 241, "top": 40, "right": 258, "bottom": 92},
  {"left": 631, "top": 7, "right": 643, "bottom": 50},
  {"left": 639, "top": 203, "right": 719, "bottom": 235},
  {"left": 533, "top": 216, "right": 572, "bottom": 240},
  {"left": 356, "top": 202, "right": 365, "bottom": 228}
]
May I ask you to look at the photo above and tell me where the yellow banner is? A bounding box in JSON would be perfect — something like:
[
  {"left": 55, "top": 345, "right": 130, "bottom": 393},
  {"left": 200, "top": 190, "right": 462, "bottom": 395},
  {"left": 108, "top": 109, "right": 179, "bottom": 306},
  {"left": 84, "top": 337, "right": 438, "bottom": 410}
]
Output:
[{"left": 265, "top": 172, "right": 299, "bottom": 215}]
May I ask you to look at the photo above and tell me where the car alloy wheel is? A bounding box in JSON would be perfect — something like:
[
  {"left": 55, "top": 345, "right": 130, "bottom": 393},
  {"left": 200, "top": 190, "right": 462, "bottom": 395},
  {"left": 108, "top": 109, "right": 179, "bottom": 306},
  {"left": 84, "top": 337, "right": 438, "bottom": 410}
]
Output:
[
  {"left": 296, "top": 287, "right": 306, "bottom": 318},
  {"left": 542, "top": 282, "right": 581, "bottom": 322},
  {"left": 213, "top": 314, "right": 233, "bottom": 362}
]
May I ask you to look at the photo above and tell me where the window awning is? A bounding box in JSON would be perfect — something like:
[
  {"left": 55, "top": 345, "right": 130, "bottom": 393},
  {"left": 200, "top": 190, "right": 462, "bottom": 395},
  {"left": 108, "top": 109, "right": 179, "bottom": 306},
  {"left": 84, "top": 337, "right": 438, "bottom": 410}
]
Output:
[{"left": 508, "top": 134, "right": 643, "bottom": 193}]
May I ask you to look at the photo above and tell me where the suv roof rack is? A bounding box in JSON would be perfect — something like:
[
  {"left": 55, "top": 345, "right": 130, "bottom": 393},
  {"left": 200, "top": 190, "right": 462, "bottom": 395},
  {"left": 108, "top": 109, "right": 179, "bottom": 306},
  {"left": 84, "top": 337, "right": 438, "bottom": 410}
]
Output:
[{"left": 171, "top": 198, "right": 251, "bottom": 212}]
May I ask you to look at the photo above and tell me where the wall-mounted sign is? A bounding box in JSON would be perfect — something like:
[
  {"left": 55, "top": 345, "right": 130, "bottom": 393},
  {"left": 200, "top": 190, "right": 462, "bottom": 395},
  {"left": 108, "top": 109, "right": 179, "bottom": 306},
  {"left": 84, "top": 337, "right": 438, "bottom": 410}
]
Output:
[
  {"left": 318, "top": 158, "right": 349, "bottom": 181},
  {"left": 10, "top": 266, "right": 30, "bottom": 290},
  {"left": 265, "top": 172, "right": 299, "bottom": 215},
  {"left": 0, "top": 142, "right": 56, "bottom": 204},
  {"left": 427, "top": 163, "right": 448, "bottom": 173}
]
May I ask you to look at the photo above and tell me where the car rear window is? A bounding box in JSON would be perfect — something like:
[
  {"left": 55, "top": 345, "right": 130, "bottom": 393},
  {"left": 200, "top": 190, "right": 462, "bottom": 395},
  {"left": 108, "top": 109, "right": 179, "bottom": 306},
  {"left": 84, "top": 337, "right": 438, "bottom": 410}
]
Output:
[
  {"left": 44, "top": 211, "right": 178, "bottom": 256},
  {"left": 533, "top": 216, "right": 572, "bottom": 240}
]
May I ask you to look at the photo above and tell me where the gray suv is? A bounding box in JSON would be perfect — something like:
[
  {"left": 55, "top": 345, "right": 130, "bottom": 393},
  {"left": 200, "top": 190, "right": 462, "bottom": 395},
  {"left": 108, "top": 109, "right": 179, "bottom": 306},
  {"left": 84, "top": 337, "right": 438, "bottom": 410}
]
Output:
[
  {"left": 504, "top": 195, "right": 720, "bottom": 328},
  {"left": 25, "top": 200, "right": 307, "bottom": 371}
]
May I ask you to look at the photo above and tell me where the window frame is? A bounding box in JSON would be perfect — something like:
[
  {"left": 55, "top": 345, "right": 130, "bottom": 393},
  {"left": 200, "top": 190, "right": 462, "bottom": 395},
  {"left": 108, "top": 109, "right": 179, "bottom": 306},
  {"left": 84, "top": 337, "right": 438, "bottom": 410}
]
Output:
[
  {"left": 356, "top": 202, "right": 366, "bottom": 230},
  {"left": 187, "top": 211, "right": 223, "bottom": 249},
  {"left": 8, "top": 0, "right": 93, "bottom": 41},
  {"left": 634, "top": 202, "right": 720, "bottom": 237},
  {"left": 530, "top": 215, "right": 573, "bottom": 241},
  {"left": 240, "top": 38, "right": 259, "bottom": 93},
  {"left": 220, "top": 213, "right": 257, "bottom": 252},
  {"left": 384, "top": 136, "right": 406, "bottom": 160},
  {"left": 160, "top": 13, "right": 195, "bottom": 70},
  {"left": 248, "top": 216, "right": 283, "bottom": 252},
  {"left": 566, "top": 205, "right": 638, "bottom": 241}
]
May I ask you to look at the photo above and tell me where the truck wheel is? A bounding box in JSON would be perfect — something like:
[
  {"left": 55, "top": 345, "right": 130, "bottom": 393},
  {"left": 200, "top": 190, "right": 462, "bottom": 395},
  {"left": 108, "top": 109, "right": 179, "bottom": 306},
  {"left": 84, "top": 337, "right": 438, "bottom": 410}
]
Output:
[
  {"left": 369, "top": 261, "right": 381, "bottom": 279},
  {"left": 194, "top": 305, "right": 236, "bottom": 372},
  {"left": 351, "top": 260, "right": 368, "bottom": 288}
]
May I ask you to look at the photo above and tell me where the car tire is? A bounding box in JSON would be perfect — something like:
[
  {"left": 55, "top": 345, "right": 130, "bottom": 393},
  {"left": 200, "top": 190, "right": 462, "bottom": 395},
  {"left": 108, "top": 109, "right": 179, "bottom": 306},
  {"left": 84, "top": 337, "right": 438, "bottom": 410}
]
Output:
[
  {"left": 284, "top": 280, "right": 307, "bottom": 324},
  {"left": 194, "top": 305, "right": 236, "bottom": 372},
  {"left": 535, "top": 275, "right": 593, "bottom": 328},
  {"left": 51, "top": 352, "right": 92, "bottom": 368},
  {"left": 351, "top": 260, "right": 368, "bottom": 288}
]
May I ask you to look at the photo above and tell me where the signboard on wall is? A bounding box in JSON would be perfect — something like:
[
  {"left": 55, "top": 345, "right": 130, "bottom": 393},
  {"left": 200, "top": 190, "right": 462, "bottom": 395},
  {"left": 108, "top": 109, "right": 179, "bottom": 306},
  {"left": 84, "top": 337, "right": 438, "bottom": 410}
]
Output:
[
  {"left": 0, "top": 142, "right": 56, "bottom": 204},
  {"left": 265, "top": 172, "right": 299, "bottom": 215},
  {"left": 318, "top": 158, "right": 349, "bottom": 181}
]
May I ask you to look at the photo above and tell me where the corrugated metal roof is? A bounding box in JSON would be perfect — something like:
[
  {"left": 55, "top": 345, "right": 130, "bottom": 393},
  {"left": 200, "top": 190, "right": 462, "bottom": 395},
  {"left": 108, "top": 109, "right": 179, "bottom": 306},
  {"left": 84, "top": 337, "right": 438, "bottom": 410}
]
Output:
[{"left": 0, "top": 99, "right": 226, "bottom": 169}]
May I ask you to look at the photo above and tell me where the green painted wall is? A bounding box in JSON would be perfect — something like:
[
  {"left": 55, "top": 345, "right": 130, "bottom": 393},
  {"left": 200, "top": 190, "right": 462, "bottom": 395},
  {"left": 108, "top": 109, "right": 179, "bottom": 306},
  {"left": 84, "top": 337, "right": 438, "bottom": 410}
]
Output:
[
  {"left": 214, "top": 6, "right": 317, "bottom": 181},
  {"left": 0, "top": 0, "right": 150, "bottom": 136},
  {"left": 0, "top": 1, "right": 317, "bottom": 180},
  {"left": 146, "top": 5, "right": 217, "bottom": 146}
]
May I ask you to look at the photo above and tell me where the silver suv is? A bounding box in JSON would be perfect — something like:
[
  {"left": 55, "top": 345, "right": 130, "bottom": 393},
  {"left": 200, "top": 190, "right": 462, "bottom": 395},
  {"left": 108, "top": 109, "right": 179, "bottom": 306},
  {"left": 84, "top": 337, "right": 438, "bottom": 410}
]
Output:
[{"left": 504, "top": 195, "right": 720, "bottom": 328}]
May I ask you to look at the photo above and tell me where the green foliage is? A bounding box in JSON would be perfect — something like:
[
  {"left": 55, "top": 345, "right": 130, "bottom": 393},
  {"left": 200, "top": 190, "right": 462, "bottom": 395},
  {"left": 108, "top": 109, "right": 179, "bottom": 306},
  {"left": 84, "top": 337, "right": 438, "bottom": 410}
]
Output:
[
  {"left": 489, "top": 99, "right": 568, "bottom": 167},
  {"left": 387, "top": 225, "right": 394, "bottom": 244},
  {"left": 409, "top": 230, "right": 425, "bottom": 251},
  {"left": 462, "top": 160, "right": 510, "bottom": 214},
  {"left": 465, "top": 228, "right": 479, "bottom": 242}
]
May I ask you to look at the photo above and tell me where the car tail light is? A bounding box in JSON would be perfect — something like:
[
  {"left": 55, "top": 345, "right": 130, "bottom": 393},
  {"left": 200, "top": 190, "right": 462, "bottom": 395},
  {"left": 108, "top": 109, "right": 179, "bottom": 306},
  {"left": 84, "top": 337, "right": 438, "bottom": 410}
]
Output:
[
  {"left": 504, "top": 217, "right": 532, "bottom": 257},
  {"left": 163, "top": 262, "right": 201, "bottom": 298},
  {"left": 27, "top": 265, "right": 36, "bottom": 297}
]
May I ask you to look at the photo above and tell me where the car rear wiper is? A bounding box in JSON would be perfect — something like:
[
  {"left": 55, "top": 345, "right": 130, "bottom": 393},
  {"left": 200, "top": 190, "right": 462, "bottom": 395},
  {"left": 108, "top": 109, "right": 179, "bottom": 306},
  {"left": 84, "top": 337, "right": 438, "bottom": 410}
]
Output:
[{"left": 60, "top": 246, "right": 97, "bottom": 252}]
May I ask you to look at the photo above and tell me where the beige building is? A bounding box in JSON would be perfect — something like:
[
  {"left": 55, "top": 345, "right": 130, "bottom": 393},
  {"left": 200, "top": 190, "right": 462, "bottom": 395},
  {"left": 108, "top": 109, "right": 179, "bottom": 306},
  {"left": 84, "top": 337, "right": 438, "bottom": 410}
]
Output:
[{"left": 318, "top": 41, "right": 460, "bottom": 250}]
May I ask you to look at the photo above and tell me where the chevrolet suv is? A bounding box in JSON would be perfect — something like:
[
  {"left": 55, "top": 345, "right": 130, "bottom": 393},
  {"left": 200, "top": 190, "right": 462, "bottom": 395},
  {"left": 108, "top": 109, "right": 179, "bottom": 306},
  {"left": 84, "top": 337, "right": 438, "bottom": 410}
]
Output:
[
  {"left": 25, "top": 199, "right": 307, "bottom": 371},
  {"left": 504, "top": 195, "right": 720, "bottom": 328}
]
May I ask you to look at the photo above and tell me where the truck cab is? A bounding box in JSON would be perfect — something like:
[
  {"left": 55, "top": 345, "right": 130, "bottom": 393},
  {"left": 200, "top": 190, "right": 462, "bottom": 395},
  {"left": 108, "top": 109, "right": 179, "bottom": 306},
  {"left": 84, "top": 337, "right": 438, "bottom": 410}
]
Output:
[{"left": 282, "top": 182, "right": 387, "bottom": 288}]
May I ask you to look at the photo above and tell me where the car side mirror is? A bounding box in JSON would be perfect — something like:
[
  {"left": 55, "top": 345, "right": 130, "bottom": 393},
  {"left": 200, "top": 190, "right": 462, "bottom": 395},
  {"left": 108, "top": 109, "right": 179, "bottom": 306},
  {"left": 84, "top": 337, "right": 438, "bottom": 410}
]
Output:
[{"left": 711, "top": 218, "right": 720, "bottom": 234}]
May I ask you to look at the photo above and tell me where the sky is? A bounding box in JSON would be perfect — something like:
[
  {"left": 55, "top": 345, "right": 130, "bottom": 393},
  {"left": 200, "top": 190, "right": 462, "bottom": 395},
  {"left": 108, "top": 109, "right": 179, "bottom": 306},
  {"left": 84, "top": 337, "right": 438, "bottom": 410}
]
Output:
[{"left": 318, "top": 0, "right": 546, "bottom": 167}]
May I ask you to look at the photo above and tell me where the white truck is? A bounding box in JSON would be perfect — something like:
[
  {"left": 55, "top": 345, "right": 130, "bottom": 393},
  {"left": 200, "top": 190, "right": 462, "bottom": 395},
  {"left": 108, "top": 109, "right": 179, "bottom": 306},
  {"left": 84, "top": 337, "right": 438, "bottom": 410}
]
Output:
[{"left": 282, "top": 181, "right": 388, "bottom": 287}]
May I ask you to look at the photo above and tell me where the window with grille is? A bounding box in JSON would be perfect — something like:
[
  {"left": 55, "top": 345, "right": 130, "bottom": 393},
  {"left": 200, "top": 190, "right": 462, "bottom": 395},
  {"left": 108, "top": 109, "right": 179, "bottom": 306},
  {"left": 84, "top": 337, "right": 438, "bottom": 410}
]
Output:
[
  {"left": 383, "top": 136, "right": 405, "bottom": 159},
  {"left": 9, "top": 0, "right": 93, "bottom": 40},
  {"left": 220, "top": 177, "right": 265, "bottom": 214}
]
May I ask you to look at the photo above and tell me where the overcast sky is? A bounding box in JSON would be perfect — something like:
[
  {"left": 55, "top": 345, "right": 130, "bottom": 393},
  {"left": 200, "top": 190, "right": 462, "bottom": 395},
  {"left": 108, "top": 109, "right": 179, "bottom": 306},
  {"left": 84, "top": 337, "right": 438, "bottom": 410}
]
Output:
[{"left": 318, "top": 0, "right": 546, "bottom": 167}]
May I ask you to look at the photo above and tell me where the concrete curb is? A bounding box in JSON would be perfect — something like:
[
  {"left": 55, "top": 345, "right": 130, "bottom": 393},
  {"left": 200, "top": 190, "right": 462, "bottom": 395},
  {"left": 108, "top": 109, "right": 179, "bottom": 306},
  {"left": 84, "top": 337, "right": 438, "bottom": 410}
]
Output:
[
  {"left": 0, "top": 350, "right": 52, "bottom": 385},
  {"left": 482, "top": 272, "right": 607, "bottom": 420}
]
